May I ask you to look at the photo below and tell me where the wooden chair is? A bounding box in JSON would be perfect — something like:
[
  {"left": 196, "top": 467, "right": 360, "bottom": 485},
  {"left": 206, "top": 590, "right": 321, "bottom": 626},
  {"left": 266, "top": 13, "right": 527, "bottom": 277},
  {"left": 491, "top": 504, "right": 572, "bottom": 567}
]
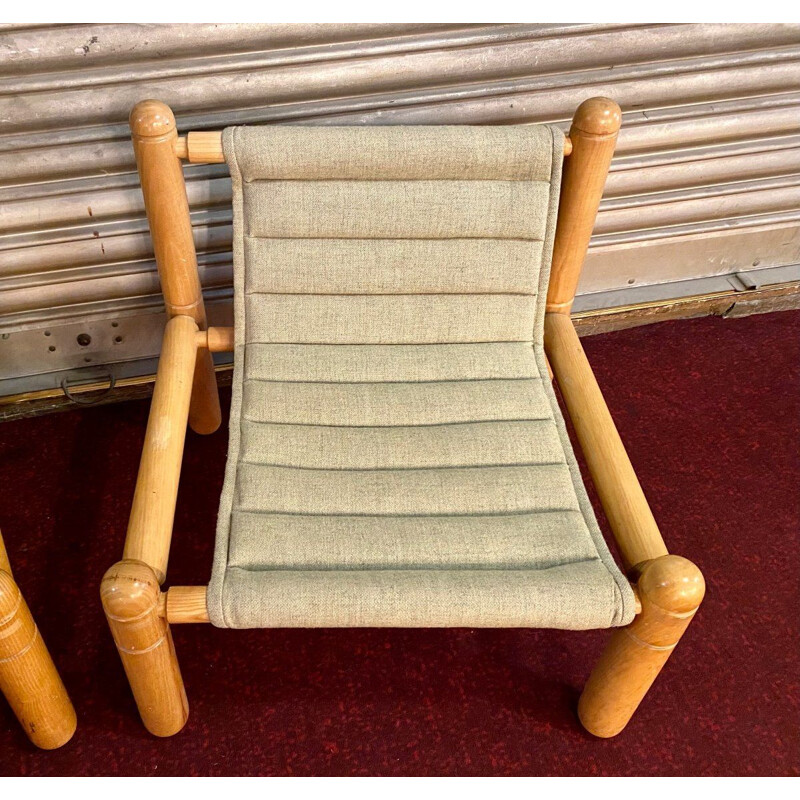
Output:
[
  {"left": 0, "top": 528, "right": 76, "bottom": 748},
  {"left": 102, "top": 97, "right": 705, "bottom": 739}
]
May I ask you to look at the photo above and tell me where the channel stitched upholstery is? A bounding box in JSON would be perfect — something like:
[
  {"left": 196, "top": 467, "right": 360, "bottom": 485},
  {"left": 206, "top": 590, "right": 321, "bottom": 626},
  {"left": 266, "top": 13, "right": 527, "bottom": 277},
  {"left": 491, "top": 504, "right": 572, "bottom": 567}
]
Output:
[{"left": 208, "top": 124, "right": 636, "bottom": 629}]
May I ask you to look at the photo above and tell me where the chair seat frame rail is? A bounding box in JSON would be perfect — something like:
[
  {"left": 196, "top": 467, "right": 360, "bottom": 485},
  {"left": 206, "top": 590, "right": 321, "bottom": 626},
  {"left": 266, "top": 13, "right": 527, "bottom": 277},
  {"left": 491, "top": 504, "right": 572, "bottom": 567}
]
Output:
[{"left": 101, "top": 97, "right": 705, "bottom": 739}]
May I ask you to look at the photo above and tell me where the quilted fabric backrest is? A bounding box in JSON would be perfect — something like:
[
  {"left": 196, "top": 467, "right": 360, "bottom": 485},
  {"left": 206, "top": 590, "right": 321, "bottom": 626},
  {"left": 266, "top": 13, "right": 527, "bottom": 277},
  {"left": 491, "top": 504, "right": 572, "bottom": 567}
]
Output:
[
  {"left": 222, "top": 125, "right": 564, "bottom": 347},
  {"left": 207, "top": 123, "right": 638, "bottom": 631}
]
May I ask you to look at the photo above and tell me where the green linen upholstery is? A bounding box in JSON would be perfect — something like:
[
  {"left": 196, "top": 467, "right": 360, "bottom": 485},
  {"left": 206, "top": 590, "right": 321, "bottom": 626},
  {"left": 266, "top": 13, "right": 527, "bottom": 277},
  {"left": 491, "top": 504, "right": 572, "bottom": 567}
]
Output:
[{"left": 208, "top": 124, "right": 636, "bottom": 629}]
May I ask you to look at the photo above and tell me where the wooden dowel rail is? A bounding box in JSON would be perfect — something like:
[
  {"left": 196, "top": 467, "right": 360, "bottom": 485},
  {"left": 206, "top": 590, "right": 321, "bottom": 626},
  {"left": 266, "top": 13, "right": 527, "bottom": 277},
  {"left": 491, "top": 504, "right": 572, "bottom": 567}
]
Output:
[
  {"left": 156, "top": 584, "right": 639, "bottom": 624},
  {"left": 174, "top": 131, "right": 226, "bottom": 163},
  {"left": 162, "top": 586, "right": 210, "bottom": 624},
  {"left": 196, "top": 326, "right": 235, "bottom": 353},
  {"left": 544, "top": 312, "right": 669, "bottom": 571},
  {"left": 175, "top": 131, "right": 573, "bottom": 164},
  {"left": 123, "top": 314, "right": 199, "bottom": 584}
]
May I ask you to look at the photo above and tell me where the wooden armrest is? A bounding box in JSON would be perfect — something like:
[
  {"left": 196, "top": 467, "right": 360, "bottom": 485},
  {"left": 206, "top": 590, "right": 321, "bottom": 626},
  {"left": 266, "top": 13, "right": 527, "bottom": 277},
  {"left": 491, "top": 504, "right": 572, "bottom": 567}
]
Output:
[
  {"left": 122, "top": 315, "right": 199, "bottom": 583},
  {"left": 543, "top": 312, "right": 669, "bottom": 571}
]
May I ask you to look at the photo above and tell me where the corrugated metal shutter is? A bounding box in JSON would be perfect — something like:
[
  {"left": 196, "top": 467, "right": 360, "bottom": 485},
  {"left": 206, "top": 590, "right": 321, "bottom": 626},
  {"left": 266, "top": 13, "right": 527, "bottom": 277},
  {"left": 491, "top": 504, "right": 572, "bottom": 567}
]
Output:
[{"left": 1, "top": 22, "right": 799, "bottom": 395}]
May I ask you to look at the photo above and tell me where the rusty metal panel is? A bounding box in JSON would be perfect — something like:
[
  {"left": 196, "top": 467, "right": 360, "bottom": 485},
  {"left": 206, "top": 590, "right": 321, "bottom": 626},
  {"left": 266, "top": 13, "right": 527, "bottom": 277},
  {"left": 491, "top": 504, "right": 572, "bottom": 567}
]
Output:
[{"left": 1, "top": 23, "right": 799, "bottom": 395}]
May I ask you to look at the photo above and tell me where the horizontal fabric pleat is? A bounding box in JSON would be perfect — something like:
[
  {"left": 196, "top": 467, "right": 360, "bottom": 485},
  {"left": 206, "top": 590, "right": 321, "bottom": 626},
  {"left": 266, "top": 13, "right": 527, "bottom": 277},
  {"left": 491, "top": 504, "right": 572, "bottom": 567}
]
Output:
[
  {"left": 244, "top": 343, "right": 542, "bottom": 383},
  {"left": 234, "top": 463, "right": 580, "bottom": 516},
  {"left": 245, "top": 294, "right": 536, "bottom": 344},
  {"left": 227, "top": 510, "right": 596, "bottom": 571},
  {"left": 230, "top": 125, "right": 556, "bottom": 182},
  {"left": 218, "top": 563, "right": 620, "bottom": 628},
  {"left": 239, "top": 419, "right": 565, "bottom": 470},
  {"left": 244, "top": 181, "right": 549, "bottom": 240},
  {"left": 242, "top": 378, "right": 550, "bottom": 426},
  {"left": 244, "top": 238, "right": 543, "bottom": 295}
]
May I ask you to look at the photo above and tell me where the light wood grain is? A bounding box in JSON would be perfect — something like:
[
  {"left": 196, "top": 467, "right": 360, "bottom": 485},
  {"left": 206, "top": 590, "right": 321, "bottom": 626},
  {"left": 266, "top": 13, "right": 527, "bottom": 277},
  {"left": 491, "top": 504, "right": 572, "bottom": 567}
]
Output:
[
  {"left": 123, "top": 314, "right": 198, "bottom": 583},
  {"left": 101, "top": 560, "right": 188, "bottom": 737},
  {"left": 184, "top": 131, "right": 226, "bottom": 163},
  {"left": 578, "top": 555, "right": 704, "bottom": 737},
  {"left": 196, "top": 326, "right": 235, "bottom": 353},
  {"left": 547, "top": 97, "right": 620, "bottom": 314},
  {"left": 544, "top": 312, "right": 669, "bottom": 570},
  {"left": 0, "top": 567, "right": 76, "bottom": 749},
  {"left": 131, "top": 100, "right": 220, "bottom": 435},
  {"left": 164, "top": 586, "right": 210, "bottom": 624}
]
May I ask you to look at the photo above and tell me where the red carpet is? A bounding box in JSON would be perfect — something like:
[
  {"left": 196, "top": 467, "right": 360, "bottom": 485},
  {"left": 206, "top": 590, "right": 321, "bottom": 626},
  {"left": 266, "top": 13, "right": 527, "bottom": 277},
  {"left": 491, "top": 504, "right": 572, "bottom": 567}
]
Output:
[{"left": 0, "top": 310, "right": 798, "bottom": 776}]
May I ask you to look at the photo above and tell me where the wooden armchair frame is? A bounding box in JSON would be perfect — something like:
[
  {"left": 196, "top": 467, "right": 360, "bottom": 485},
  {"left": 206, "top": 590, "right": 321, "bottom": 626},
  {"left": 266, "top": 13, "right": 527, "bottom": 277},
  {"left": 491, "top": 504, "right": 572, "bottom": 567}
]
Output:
[
  {"left": 0, "top": 528, "right": 76, "bottom": 748},
  {"left": 102, "top": 97, "right": 705, "bottom": 739}
]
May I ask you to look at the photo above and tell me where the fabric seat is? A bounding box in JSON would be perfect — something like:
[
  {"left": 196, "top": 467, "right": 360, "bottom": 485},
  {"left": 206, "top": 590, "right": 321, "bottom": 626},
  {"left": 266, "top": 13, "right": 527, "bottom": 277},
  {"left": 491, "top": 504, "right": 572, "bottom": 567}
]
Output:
[{"left": 208, "top": 124, "right": 636, "bottom": 630}]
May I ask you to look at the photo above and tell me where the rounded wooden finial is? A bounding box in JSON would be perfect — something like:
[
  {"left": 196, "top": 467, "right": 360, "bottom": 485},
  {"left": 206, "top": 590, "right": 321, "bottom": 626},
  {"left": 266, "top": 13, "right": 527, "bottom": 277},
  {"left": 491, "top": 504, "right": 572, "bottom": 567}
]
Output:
[
  {"left": 100, "top": 560, "right": 160, "bottom": 619},
  {"left": 571, "top": 97, "right": 621, "bottom": 137},
  {"left": 129, "top": 100, "right": 176, "bottom": 138},
  {"left": 639, "top": 555, "right": 705, "bottom": 614}
]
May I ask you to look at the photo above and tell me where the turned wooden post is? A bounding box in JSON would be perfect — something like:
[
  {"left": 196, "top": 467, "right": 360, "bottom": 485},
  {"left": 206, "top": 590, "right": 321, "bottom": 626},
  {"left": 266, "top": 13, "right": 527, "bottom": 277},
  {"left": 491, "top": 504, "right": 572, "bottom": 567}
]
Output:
[
  {"left": 578, "top": 555, "right": 705, "bottom": 737},
  {"left": 101, "top": 560, "right": 188, "bottom": 737},
  {"left": 0, "top": 568, "right": 76, "bottom": 749},
  {"left": 547, "top": 97, "right": 621, "bottom": 314},
  {"left": 130, "top": 99, "right": 221, "bottom": 435}
]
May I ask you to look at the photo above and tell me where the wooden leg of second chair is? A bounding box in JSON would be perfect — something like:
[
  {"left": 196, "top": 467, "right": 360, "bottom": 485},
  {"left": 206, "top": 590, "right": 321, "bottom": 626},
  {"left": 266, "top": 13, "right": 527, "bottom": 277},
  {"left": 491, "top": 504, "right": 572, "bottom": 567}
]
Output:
[
  {"left": 578, "top": 555, "right": 705, "bottom": 738},
  {"left": 0, "top": 570, "right": 77, "bottom": 749},
  {"left": 101, "top": 560, "right": 188, "bottom": 737}
]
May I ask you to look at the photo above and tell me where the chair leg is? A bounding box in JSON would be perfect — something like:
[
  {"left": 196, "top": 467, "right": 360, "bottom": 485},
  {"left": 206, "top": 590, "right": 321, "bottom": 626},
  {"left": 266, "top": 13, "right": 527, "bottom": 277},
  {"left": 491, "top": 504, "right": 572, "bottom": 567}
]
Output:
[
  {"left": 101, "top": 560, "right": 188, "bottom": 737},
  {"left": 0, "top": 570, "right": 77, "bottom": 749},
  {"left": 578, "top": 555, "right": 705, "bottom": 738}
]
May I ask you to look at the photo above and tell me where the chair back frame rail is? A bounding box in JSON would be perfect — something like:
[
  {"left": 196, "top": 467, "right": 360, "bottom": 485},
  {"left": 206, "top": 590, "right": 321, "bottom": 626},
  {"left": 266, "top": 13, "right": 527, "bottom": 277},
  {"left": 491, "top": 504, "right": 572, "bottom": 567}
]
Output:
[{"left": 101, "top": 97, "right": 705, "bottom": 740}]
